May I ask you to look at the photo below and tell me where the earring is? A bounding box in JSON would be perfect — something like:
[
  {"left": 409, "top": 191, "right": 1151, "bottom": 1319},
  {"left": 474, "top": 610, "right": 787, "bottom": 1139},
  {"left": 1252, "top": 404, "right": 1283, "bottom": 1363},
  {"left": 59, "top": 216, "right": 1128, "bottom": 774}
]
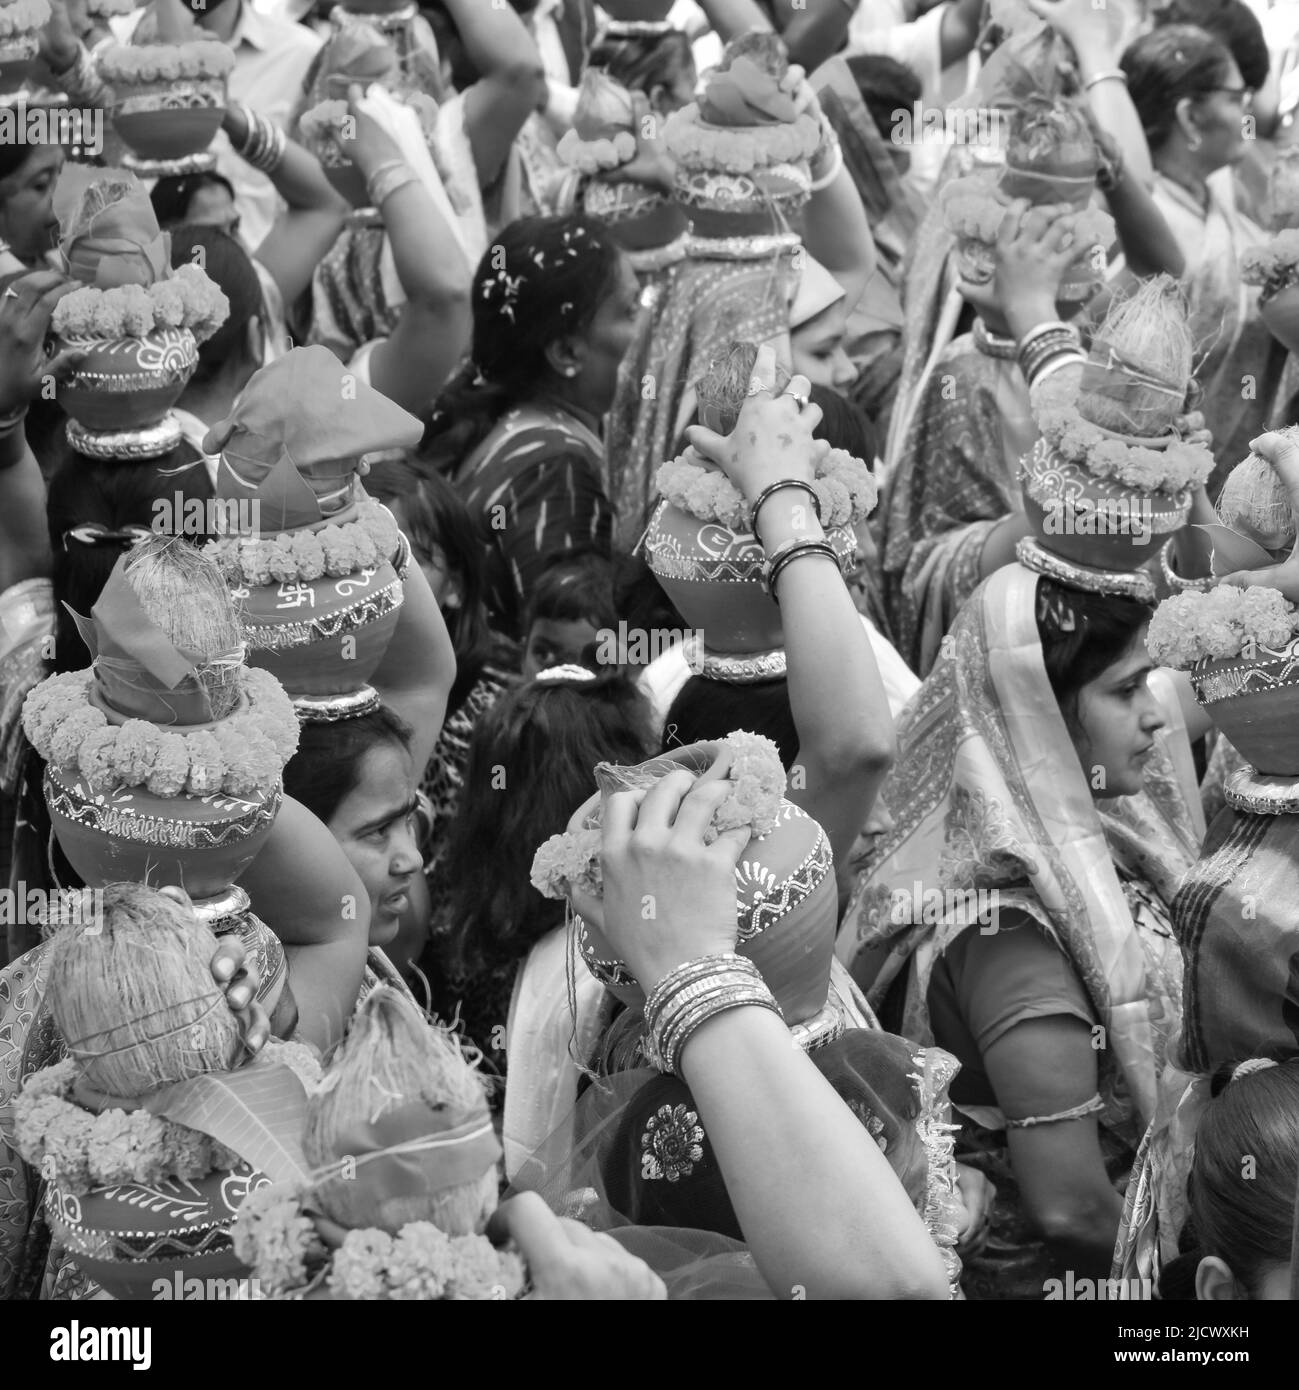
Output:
[{"left": 564, "top": 366, "right": 579, "bottom": 378}]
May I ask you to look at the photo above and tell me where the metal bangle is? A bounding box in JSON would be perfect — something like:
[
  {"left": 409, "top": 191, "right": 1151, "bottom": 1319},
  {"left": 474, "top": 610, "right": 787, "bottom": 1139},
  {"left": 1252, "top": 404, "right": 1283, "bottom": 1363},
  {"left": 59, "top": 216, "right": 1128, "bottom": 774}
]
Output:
[
  {"left": 763, "top": 539, "right": 840, "bottom": 601},
  {"left": 750, "top": 479, "right": 822, "bottom": 544},
  {"left": 1159, "top": 538, "right": 1214, "bottom": 593},
  {"left": 1083, "top": 69, "right": 1127, "bottom": 92}
]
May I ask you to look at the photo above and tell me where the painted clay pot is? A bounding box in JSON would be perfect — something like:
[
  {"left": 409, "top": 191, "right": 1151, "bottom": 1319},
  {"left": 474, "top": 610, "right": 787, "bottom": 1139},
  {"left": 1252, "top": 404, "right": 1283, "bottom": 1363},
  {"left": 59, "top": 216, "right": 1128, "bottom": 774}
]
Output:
[
  {"left": 46, "top": 766, "right": 280, "bottom": 899},
  {"left": 46, "top": 1163, "right": 263, "bottom": 1300},
  {"left": 570, "top": 744, "right": 837, "bottom": 1024},
  {"left": 55, "top": 327, "right": 198, "bottom": 433},
  {"left": 644, "top": 499, "right": 855, "bottom": 656},
  {"left": 235, "top": 557, "right": 403, "bottom": 697},
  {"left": 1190, "top": 637, "right": 1299, "bottom": 776},
  {"left": 113, "top": 76, "right": 225, "bottom": 165},
  {"left": 1261, "top": 282, "right": 1299, "bottom": 358},
  {"left": 1020, "top": 437, "right": 1189, "bottom": 571}
]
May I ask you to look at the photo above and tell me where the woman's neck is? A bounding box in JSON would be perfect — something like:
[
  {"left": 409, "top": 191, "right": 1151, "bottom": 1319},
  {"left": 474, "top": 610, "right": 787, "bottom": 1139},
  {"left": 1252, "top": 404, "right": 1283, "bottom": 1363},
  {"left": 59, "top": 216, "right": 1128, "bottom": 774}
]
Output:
[
  {"left": 1156, "top": 147, "right": 1211, "bottom": 210},
  {"left": 532, "top": 380, "right": 603, "bottom": 433}
]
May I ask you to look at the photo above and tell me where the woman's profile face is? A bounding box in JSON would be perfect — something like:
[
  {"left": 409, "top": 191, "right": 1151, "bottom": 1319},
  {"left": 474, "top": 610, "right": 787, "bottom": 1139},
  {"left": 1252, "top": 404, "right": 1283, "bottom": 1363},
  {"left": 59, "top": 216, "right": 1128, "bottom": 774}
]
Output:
[
  {"left": 326, "top": 741, "right": 422, "bottom": 946},
  {"left": 791, "top": 297, "right": 856, "bottom": 390},
  {"left": 1186, "top": 58, "right": 1251, "bottom": 172},
  {"left": 1067, "top": 626, "right": 1166, "bottom": 800},
  {"left": 574, "top": 254, "right": 641, "bottom": 413}
]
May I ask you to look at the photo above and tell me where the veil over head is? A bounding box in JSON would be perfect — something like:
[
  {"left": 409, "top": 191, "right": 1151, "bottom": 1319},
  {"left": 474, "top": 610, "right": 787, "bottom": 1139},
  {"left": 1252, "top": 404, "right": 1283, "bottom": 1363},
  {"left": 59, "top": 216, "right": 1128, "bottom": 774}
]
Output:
[{"left": 837, "top": 563, "right": 1203, "bottom": 1130}]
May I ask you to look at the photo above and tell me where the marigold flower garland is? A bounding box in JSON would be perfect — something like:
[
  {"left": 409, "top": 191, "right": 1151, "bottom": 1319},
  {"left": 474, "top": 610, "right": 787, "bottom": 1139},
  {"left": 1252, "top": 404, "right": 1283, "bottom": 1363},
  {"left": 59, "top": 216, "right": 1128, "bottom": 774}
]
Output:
[
  {"left": 655, "top": 446, "right": 878, "bottom": 532},
  {"left": 232, "top": 1183, "right": 527, "bottom": 1300},
  {"left": 203, "top": 499, "right": 400, "bottom": 587},
  {"left": 13, "top": 1044, "right": 321, "bottom": 1195},
  {"left": 97, "top": 38, "right": 235, "bottom": 84},
  {"left": 1146, "top": 585, "right": 1299, "bottom": 669},
  {"left": 556, "top": 127, "right": 637, "bottom": 174},
  {"left": 51, "top": 264, "right": 230, "bottom": 344},
  {"left": 22, "top": 664, "right": 300, "bottom": 798},
  {"left": 0, "top": 0, "right": 49, "bottom": 38},
  {"left": 1032, "top": 399, "right": 1213, "bottom": 496},
  {"left": 531, "top": 730, "right": 787, "bottom": 900}
]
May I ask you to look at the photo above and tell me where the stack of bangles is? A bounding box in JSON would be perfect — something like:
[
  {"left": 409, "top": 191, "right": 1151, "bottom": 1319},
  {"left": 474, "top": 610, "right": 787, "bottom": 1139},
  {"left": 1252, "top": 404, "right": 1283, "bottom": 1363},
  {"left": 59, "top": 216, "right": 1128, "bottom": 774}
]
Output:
[
  {"left": 232, "top": 105, "right": 287, "bottom": 174},
  {"left": 644, "top": 952, "right": 782, "bottom": 1075},
  {"left": 761, "top": 536, "right": 840, "bottom": 600},
  {"left": 1017, "top": 320, "right": 1086, "bottom": 386},
  {"left": 808, "top": 127, "right": 843, "bottom": 193},
  {"left": 366, "top": 159, "right": 419, "bottom": 209},
  {"left": 750, "top": 478, "right": 822, "bottom": 544}
]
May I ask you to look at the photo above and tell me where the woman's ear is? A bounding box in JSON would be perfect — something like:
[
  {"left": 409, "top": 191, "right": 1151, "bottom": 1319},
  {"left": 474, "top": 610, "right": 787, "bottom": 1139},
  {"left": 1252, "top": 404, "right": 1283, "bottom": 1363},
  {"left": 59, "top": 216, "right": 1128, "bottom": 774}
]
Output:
[
  {"left": 1195, "top": 1254, "right": 1242, "bottom": 1301},
  {"left": 543, "top": 335, "right": 585, "bottom": 381},
  {"left": 245, "top": 314, "right": 265, "bottom": 365},
  {"left": 1174, "top": 95, "right": 1200, "bottom": 148}
]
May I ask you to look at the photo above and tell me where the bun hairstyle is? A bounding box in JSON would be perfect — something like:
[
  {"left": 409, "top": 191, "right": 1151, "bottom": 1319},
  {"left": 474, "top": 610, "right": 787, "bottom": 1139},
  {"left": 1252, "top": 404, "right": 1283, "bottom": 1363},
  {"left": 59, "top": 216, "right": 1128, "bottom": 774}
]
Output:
[
  {"left": 1120, "top": 26, "right": 1237, "bottom": 152},
  {"left": 420, "top": 213, "right": 623, "bottom": 473},
  {"left": 1163, "top": 1058, "right": 1299, "bottom": 1299},
  {"left": 1034, "top": 579, "right": 1154, "bottom": 731},
  {"left": 588, "top": 25, "right": 697, "bottom": 112}
]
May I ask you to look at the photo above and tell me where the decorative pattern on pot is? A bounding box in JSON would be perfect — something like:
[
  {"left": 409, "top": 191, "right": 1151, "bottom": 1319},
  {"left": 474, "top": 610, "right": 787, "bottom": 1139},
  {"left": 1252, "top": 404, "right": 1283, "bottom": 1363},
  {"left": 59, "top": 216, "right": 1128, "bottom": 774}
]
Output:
[
  {"left": 46, "top": 767, "right": 280, "bottom": 897},
  {"left": 114, "top": 77, "right": 226, "bottom": 174},
  {"left": 56, "top": 327, "right": 198, "bottom": 434},
  {"left": 233, "top": 561, "right": 403, "bottom": 697},
  {"left": 1020, "top": 437, "right": 1189, "bottom": 571},
  {"left": 46, "top": 1164, "right": 265, "bottom": 1300},
  {"left": 1189, "top": 637, "right": 1299, "bottom": 776}
]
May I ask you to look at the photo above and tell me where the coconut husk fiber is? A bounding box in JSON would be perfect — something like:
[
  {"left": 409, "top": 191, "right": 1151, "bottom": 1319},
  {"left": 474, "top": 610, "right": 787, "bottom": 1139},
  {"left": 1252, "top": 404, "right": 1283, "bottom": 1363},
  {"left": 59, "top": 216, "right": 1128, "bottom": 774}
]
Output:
[
  {"left": 1079, "top": 275, "right": 1193, "bottom": 437},
  {"left": 123, "top": 536, "right": 243, "bottom": 720},
  {"left": 45, "top": 882, "right": 241, "bottom": 1099},
  {"left": 693, "top": 340, "right": 794, "bottom": 435},
  {"left": 1217, "top": 429, "right": 1299, "bottom": 550},
  {"left": 304, "top": 988, "right": 497, "bottom": 1237}
]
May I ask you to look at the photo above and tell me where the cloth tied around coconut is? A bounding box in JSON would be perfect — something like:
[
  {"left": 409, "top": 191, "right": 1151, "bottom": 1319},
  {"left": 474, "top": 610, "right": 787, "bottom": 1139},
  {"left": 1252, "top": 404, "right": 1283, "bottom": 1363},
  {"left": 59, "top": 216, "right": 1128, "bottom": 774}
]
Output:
[
  {"left": 59, "top": 178, "right": 171, "bottom": 289},
  {"left": 207, "top": 344, "right": 423, "bottom": 534},
  {"left": 67, "top": 558, "right": 234, "bottom": 727}
]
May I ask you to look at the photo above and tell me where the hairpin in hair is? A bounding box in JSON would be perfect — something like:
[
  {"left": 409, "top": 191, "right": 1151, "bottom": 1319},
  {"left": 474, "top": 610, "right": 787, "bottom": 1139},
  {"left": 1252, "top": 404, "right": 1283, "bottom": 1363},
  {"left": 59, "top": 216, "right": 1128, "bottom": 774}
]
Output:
[
  {"left": 63, "top": 523, "right": 153, "bottom": 551},
  {"left": 1231, "top": 1057, "right": 1279, "bottom": 1083},
  {"left": 1036, "top": 586, "right": 1077, "bottom": 633},
  {"left": 534, "top": 664, "right": 597, "bottom": 685}
]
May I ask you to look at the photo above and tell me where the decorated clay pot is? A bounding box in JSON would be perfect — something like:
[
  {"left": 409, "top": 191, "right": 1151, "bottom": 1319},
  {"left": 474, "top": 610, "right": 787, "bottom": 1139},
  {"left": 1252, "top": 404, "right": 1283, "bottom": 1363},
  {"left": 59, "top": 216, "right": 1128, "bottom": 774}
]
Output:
[
  {"left": 46, "top": 765, "right": 280, "bottom": 899},
  {"left": 1020, "top": 437, "right": 1189, "bottom": 571},
  {"left": 114, "top": 76, "right": 225, "bottom": 171},
  {"left": 46, "top": 1162, "right": 263, "bottom": 1300},
  {"left": 56, "top": 327, "right": 199, "bottom": 433},
  {"left": 572, "top": 746, "right": 837, "bottom": 1023},
  {"left": 235, "top": 557, "right": 403, "bottom": 697},
  {"left": 1190, "top": 637, "right": 1299, "bottom": 776},
  {"left": 1261, "top": 283, "right": 1299, "bottom": 358},
  {"left": 643, "top": 499, "right": 855, "bottom": 656},
  {"left": 0, "top": 32, "right": 38, "bottom": 88}
]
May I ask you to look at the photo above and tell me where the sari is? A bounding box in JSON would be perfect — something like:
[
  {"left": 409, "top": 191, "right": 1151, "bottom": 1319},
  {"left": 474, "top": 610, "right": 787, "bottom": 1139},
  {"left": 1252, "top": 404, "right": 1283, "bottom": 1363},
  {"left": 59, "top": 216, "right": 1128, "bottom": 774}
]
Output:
[
  {"left": 1115, "top": 798, "right": 1299, "bottom": 1286},
  {"left": 451, "top": 402, "right": 613, "bottom": 641},
  {"left": 1136, "top": 173, "right": 1287, "bottom": 493},
  {"left": 603, "top": 237, "right": 798, "bottom": 551},
  {"left": 877, "top": 329, "right": 1037, "bottom": 676},
  {"left": 837, "top": 564, "right": 1203, "bottom": 1295}
]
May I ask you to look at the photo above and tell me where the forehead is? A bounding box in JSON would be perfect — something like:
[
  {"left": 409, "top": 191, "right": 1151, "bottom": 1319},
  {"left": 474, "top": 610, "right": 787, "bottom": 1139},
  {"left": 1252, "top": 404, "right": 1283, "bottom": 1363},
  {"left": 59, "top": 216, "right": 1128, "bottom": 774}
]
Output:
[
  {"left": 792, "top": 296, "right": 849, "bottom": 342},
  {"left": 1104, "top": 626, "right": 1152, "bottom": 679},
  {"left": 333, "top": 742, "right": 414, "bottom": 824}
]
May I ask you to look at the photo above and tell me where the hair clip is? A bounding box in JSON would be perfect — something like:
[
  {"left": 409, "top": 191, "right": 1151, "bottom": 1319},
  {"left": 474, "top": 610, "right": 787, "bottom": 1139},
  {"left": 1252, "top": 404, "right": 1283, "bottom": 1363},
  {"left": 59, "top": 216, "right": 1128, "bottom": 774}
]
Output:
[
  {"left": 534, "top": 664, "right": 597, "bottom": 685},
  {"left": 1231, "top": 1057, "right": 1278, "bottom": 1083},
  {"left": 63, "top": 523, "right": 153, "bottom": 551},
  {"left": 1036, "top": 586, "right": 1078, "bottom": 633}
]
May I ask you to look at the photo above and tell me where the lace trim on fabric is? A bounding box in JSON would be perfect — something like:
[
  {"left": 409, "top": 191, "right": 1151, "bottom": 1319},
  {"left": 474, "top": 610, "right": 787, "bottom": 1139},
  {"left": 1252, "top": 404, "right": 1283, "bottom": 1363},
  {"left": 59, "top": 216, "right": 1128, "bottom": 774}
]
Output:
[{"left": 909, "top": 1046, "right": 963, "bottom": 1297}]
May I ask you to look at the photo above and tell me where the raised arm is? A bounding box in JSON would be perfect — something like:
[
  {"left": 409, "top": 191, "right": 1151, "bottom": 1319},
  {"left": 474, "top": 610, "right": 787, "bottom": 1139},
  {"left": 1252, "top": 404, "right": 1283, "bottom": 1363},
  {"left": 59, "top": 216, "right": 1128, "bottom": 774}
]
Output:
[
  {"left": 686, "top": 345, "right": 894, "bottom": 882},
  {"left": 221, "top": 103, "right": 349, "bottom": 308},
  {"left": 769, "top": 0, "right": 850, "bottom": 72},
  {"left": 443, "top": 0, "right": 547, "bottom": 189},
  {"left": 590, "top": 770, "right": 949, "bottom": 1300},
  {"left": 326, "top": 89, "right": 473, "bottom": 414}
]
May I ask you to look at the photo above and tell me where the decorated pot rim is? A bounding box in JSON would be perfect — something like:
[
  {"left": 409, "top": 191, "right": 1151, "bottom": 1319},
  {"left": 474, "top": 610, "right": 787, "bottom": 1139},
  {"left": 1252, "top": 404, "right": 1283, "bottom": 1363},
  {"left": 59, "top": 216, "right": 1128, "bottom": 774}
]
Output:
[
  {"left": 66, "top": 414, "right": 184, "bottom": 461},
  {"left": 1022, "top": 439, "right": 1191, "bottom": 534},
  {"left": 238, "top": 571, "right": 402, "bottom": 652},
  {"left": 46, "top": 765, "right": 282, "bottom": 844},
  {"left": 1189, "top": 637, "right": 1299, "bottom": 700},
  {"left": 115, "top": 77, "right": 226, "bottom": 112}
]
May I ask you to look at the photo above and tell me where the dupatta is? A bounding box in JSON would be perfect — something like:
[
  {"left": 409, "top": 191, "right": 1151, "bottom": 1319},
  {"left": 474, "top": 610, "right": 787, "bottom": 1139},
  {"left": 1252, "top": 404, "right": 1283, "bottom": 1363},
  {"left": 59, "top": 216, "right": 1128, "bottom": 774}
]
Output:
[{"left": 836, "top": 563, "right": 1202, "bottom": 1132}]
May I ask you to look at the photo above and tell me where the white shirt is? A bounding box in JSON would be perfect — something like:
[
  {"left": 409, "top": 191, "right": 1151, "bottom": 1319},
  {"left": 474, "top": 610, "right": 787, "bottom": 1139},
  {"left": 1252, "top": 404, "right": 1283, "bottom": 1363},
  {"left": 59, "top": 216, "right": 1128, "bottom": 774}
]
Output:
[{"left": 110, "top": 1, "right": 323, "bottom": 252}]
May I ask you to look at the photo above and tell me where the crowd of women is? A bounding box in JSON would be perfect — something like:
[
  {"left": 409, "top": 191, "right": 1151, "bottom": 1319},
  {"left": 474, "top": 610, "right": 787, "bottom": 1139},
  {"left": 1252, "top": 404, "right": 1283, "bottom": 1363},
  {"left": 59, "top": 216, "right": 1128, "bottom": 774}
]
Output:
[{"left": 1, "top": 0, "right": 1298, "bottom": 1303}]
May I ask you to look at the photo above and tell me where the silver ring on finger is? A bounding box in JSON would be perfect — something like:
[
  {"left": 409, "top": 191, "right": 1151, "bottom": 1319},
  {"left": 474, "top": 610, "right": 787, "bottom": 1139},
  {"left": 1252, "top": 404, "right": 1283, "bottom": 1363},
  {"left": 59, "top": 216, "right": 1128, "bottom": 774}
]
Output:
[
  {"left": 746, "top": 375, "right": 768, "bottom": 397},
  {"left": 787, "top": 391, "right": 809, "bottom": 410}
]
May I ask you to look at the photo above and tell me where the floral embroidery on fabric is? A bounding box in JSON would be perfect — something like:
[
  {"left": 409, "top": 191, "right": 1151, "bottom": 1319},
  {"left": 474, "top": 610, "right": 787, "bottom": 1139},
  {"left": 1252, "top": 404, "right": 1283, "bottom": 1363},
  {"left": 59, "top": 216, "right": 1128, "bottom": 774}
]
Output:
[
  {"left": 640, "top": 1104, "right": 705, "bottom": 1183},
  {"left": 939, "top": 786, "right": 1038, "bottom": 891}
]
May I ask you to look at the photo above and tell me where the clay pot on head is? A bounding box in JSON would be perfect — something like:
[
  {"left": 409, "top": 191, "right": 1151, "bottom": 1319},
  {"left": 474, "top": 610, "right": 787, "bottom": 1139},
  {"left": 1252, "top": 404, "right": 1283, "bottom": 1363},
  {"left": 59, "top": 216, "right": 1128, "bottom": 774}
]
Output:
[
  {"left": 55, "top": 327, "right": 199, "bottom": 433},
  {"left": 1190, "top": 637, "right": 1299, "bottom": 776},
  {"left": 1020, "top": 437, "right": 1189, "bottom": 572},
  {"left": 114, "top": 77, "right": 226, "bottom": 165}
]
